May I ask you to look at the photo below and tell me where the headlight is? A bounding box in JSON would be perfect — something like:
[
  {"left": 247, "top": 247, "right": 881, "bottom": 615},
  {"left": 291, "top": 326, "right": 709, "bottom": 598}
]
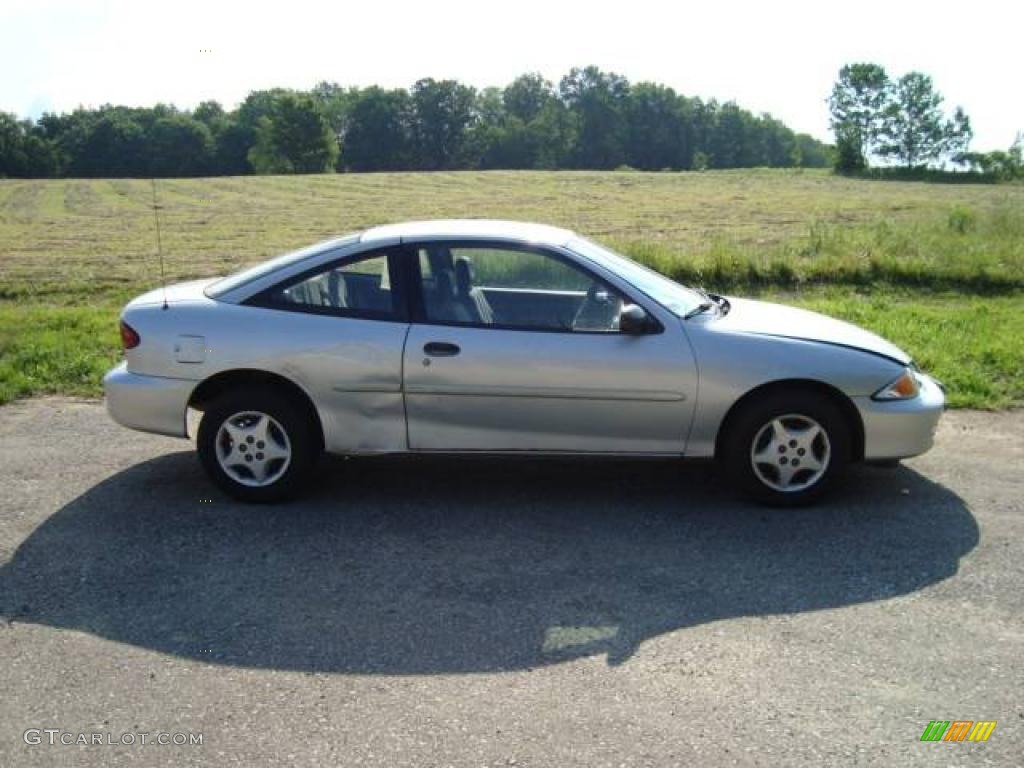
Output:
[{"left": 872, "top": 368, "right": 921, "bottom": 401}]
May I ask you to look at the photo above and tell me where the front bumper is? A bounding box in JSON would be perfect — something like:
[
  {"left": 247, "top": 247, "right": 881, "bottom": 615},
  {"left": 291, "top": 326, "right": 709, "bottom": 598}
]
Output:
[
  {"left": 853, "top": 373, "right": 945, "bottom": 460},
  {"left": 103, "top": 362, "right": 195, "bottom": 438}
]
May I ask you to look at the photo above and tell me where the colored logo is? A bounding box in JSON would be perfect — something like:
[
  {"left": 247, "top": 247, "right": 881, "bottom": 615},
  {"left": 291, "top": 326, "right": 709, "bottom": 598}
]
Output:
[{"left": 920, "top": 720, "right": 996, "bottom": 742}]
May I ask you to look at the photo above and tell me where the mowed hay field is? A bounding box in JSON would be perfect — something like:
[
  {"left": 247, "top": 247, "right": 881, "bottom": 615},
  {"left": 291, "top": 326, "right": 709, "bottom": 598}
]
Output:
[{"left": 0, "top": 169, "right": 1021, "bottom": 407}]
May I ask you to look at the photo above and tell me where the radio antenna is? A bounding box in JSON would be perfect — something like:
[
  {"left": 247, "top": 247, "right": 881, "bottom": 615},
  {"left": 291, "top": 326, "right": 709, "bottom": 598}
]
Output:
[{"left": 150, "top": 178, "right": 169, "bottom": 310}]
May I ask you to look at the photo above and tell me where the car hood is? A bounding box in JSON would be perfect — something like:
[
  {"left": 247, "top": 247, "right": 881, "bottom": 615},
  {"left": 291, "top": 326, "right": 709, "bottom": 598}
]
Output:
[{"left": 712, "top": 297, "right": 911, "bottom": 364}]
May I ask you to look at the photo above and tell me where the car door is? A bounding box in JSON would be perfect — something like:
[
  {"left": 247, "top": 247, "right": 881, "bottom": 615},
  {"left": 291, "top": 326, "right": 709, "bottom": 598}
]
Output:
[
  {"left": 401, "top": 241, "right": 698, "bottom": 453},
  {"left": 243, "top": 248, "right": 411, "bottom": 454}
]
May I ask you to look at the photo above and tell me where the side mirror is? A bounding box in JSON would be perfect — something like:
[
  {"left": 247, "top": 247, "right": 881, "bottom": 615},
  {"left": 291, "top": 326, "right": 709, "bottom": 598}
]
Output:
[{"left": 619, "top": 304, "right": 655, "bottom": 335}]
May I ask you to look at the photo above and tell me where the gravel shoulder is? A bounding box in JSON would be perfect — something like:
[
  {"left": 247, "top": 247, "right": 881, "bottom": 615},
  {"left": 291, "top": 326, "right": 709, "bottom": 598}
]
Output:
[{"left": 1, "top": 399, "right": 1022, "bottom": 767}]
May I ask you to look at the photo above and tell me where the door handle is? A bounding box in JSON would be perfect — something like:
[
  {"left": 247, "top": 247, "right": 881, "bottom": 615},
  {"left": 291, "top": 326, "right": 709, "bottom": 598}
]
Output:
[{"left": 423, "top": 342, "right": 461, "bottom": 357}]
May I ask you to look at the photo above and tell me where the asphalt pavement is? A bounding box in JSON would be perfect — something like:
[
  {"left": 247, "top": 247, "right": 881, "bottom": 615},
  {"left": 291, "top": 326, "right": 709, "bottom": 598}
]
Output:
[{"left": 1, "top": 399, "right": 1021, "bottom": 766}]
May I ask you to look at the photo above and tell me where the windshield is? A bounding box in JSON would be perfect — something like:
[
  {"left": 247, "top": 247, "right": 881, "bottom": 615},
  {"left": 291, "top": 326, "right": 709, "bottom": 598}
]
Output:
[
  {"left": 566, "top": 237, "right": 705, "bottom": 317},
  {"left": 205, "top": 234, "right": 360, "bottom": 298}
]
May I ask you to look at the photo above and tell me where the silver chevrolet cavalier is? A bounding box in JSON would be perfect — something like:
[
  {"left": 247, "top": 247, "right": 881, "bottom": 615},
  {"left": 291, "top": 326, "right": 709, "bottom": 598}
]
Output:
[{"left": 104, "top": 220, "right": 944, "bottom": 505}]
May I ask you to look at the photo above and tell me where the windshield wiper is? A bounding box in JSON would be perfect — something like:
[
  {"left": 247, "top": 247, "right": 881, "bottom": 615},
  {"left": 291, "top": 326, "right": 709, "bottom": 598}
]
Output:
[
  {"left": 683, "top": 301, "right": 715, "bottom": 319},
  {"left": 684, "top": 286, "right": 724, "bottom": 319}
]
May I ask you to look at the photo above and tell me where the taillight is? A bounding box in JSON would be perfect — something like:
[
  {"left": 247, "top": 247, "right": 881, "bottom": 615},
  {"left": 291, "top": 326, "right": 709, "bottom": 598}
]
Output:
[{"left": 120, "top": 320, "right": 140, "bottom": 350}]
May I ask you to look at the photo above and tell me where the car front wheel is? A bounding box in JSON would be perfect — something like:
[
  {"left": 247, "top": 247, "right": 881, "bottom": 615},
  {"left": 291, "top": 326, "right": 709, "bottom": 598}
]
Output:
[
  {"left": 197, "top": 389, "right": 319, "bottom": 503},
  {"left": 722, "top": 390, "right": 850, "bottom": 506}
]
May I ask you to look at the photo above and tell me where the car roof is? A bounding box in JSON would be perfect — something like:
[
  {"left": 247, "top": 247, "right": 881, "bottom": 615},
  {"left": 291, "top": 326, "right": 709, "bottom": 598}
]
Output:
[{"left": 360, "top": 219, "right": 577, "bottom": 247}]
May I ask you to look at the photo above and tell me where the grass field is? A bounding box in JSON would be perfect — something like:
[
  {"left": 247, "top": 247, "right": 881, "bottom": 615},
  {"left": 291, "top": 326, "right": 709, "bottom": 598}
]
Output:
[{"left": 0, "top": 169, "right": 1021, "bottom": 408}]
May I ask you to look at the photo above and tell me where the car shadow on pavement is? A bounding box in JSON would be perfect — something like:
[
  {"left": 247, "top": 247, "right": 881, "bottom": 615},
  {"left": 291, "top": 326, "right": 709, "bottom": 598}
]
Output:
[{"left": 0, "top": 451, "right": 978, "bottom": 674}]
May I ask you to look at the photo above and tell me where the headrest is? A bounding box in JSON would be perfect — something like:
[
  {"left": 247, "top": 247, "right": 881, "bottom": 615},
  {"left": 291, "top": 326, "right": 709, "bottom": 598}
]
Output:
[{"left": 454, "top": 257, "right": 474, "bottom": 295}]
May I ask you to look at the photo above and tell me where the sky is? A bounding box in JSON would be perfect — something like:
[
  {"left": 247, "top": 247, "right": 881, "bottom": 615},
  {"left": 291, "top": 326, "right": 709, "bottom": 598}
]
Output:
[{"left": 1, "top": 0, "right": 1021, "bottom": 151}]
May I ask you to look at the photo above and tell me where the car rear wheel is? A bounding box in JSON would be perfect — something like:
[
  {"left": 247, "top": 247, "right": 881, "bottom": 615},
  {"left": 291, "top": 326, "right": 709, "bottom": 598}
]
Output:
[
  {"left": 197, "top": 389, "right": 319, "bottom": 503},
  {"left": 722, "top": 390, "right": 850, "bottom": 506}
]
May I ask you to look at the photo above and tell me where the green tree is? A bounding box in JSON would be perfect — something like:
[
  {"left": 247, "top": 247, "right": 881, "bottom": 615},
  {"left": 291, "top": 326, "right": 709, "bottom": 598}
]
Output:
[
  {"left": 342, "top": 87, "right": 413, "bottom": 171},
  {"left": 945, "top": 107, "right": 973, "bottom": 161},
  {"left": 0, "top": 112, "right": 58, "bottom": 177},
  {"left": 504, "top": 73, "right": 555, "bottom": 123},
  {"left": 247, "top": 93, "right": 338, "bottom": 174},
  {"left": 193, "top": 100, "right": 225, "bottom": 126},
  {"left": 310, "top": 81, "right": 361, "bottom": 166},
  {"left": 795, "top": 134, "right": 830, "bottom": 168},
  {"left": 710, "top": 103, "right": 748, "bottom": 168},
  {"left": 475, "top": 118, "right": 528, "bottom": 169},
  {"left": 624, "top": 82, "right": 690, "bottom": 170},
  {"left": 956, "top": 132, "right": 1022, "bottom": 179},
  {"left": 217, "top": 89, "right": 292, "bottom": 174},
  {"left": 475, "top": 78, "right": 573, "bottom": 170},
  {"left": 475, "top": 87, "right": 506, "bottom": 127},
  {"left": 191, "top": 101, "right": 240, "bottom": 175},
  {"left": 210, "top": 119, "right": 251, "bottom": 175},
  {"left": 833, "top": 124, "right": 867, "bottom": 173},
  {"left": 148, "top": 115, "right": 213, "bottom": 176},
  {"left": 752, "top": 114, "right": 799, "bottom": 168},
  {"left": 877, "top": 72, "right": 971, "bottom": 167},
  {"left": 559, "top": 66, "right": 629, "bottom": 169},
  {"left": 67, "top": 110, "right": 146, "bottom": 177},
  {"left": 410, "top": 78, "right": 477, "bottom": 170},
  {"left": 686, "top": 98, "right": 716, "bottom": 168},
  {"left": 468, "top": 76, "right": 574, "bottom": 170},
  {"left": 828, "top": 63, "right": 890, "bottom": 167}
]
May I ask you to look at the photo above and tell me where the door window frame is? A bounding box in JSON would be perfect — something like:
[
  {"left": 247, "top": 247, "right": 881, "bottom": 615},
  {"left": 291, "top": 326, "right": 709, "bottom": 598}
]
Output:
[{"left": 400, "top": 239, "right": 663, "bottom": 335}]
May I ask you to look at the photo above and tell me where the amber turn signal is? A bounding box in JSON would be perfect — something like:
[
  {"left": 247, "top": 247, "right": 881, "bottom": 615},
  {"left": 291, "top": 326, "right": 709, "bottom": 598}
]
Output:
[{"left": 872, "top": 369, "right": 920, "bottom": 401}]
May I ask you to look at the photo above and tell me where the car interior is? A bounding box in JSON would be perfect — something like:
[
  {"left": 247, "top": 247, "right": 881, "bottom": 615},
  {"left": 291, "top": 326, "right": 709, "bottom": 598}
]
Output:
[
  {"left": 273, "top": 256, "right": 393, "bottom": 315},
  {"left": 418, "top": 245, "right": 625, "bottom": 332},
  {"left": 270, "top": 246, "right": 627, "bottom": 332}
]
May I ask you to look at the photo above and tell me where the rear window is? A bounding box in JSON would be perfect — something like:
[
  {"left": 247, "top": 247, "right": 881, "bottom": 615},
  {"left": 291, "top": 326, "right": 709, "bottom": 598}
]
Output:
[{"left": 205, "top": 234, "right": 359, "bottom": 298}]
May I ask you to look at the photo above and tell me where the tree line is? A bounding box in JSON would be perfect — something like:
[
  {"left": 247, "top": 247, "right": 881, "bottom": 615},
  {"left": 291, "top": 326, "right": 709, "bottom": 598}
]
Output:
[{"left": 0, "top": 66, "right": 831, "bottom": 178}]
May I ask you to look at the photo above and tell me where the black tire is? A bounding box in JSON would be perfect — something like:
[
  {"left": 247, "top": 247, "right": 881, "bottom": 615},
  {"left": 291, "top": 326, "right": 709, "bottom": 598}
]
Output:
[
  {"left": 721, "top": 389, "right": 851, "bottom": 506},
  {"left": 197, "top": 388, "right": 320, "bottom": 503}
]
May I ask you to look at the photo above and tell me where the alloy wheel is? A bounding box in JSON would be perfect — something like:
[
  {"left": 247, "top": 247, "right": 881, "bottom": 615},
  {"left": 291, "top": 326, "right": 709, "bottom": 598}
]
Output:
[
  {"left": 749, "top": 413, "right": 831, "bottom": 493},
  {"left": 215, "top": 411, "right": 292, "bottom": 487}
]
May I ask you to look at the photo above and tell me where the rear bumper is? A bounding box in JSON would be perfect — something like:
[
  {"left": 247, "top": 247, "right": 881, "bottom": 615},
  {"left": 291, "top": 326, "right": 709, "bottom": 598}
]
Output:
[
  {"left": 103, "top": 362, "right": 194, "bottom": 438},
  {"left": 853, "top": 373, "right": 945, "bottom": 460}
]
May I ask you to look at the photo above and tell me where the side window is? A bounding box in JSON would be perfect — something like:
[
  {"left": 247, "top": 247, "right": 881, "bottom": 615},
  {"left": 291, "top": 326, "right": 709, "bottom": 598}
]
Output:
[
  {"left": 417, "top": 245, "right": 626, "bottom": 332},
  {"left": 265, "top": 253, "right": 398, "bottom": 319}
]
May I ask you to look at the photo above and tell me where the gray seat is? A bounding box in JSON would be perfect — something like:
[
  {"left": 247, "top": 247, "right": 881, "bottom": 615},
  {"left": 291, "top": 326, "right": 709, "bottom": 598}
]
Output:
[
  {"left": 427, "top": 269, "right": 475, "bottom": 323},
  {"left": 326, "top": 269, "right": 348, "bottom": 309},
  {"left": 454, "top": 257, "right": 495, "bottom": 325},
  {"left": 282, "top": 273, "right": 338, "bottom": 308}
]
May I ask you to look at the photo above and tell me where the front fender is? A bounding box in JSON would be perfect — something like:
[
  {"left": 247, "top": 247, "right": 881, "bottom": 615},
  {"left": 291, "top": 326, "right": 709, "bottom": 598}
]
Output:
[{"left": 684, "top": 327, "right": 904, "bottom": 457}]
